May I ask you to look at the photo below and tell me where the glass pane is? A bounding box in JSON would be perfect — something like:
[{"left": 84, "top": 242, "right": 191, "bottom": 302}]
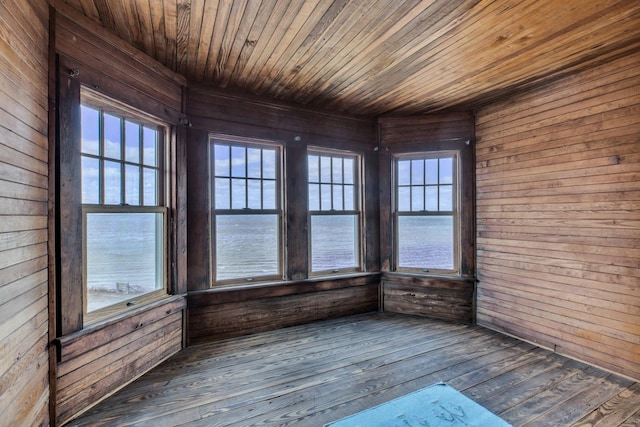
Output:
[
  {"left": 344, "top": 184, "right": 354, "bottom": 210},
  {"left": 311, "top": 215, "right": 358, "bottom": 272},
  {"left": 262, "top": 149, "right": 276, "bottom": 180},
  {"left": 343, "top": 158, "right": 354, "bottom": 184},
  {"left": 231, "top": 146, "right": 245, "bottom": 177},
  {"left": 425, "top": 159, "right": 438, "bottom": 184},
  {"left": 333, "top": 185, "right": 343, "bottom": 210},
  {"left": 143, "top": 168, "right": 157, "bottom": 206},
  {"left": 104, "top": 113, "right": 122, "bottom": 160},
  {"left": 215, "top": 214, "right": 279, "bottom": 280},
  {"left": 143, "top": 127, "right": 157, "bottom": 167},
  {"left": 81, "top": 156, "right": 99, "bottom": 204},
  {"left": 397, "top": 216, "right": 454, "bottom": 270},
  {"left": 332, "top": 157, "right": 343, "bottom": 183},
  {"left": 247, "top": 148, "right": 261, "bottom": 179},
  {"left": 104, "top": 160, "right": 121, "bottom": 204},
  {"left": 86, "top": 212, "right": 164, "bottom": 312},
  {"left": 308, "top": 155, "right": 319, "bottom": 183},
  {"left": 125, "top": 121, "right": 140, "bottom": 163},
  {"left": 215, "top": 178, "right": 230, "bottom": 209},
  {"left": 440, "top": 157, "right": 453, "bottom": 184},
  {"left": 320, "top": 156, "right": 331, "bottom": 183},
  {"left": 425, "top": 186, "right": 438, "bottom": 211},
  {"left": 231, "top": 178, "right": 246, "bottom": 209},
  {"left": 411, "top": 159, "right": 424, "bottom": 185},
  {"left": 248, "top": 180, "right": 261, "bottom": 209},
  {"left": 263, "top": 180, "right": 276, "bottom": 210},
  {"left": 411, "top": 185, "right": 424, "bottom": 211},
  {"left": 125, "top": 164, "right": 140, "bottom": 205},
  {"left": 321, "top": 184, "right": 331, "bottom": 210},
  {"left": 214, "top": 144, "right": 230, "bottom": 177},
  {"left": 308, "top": 183, "right": 320, "bottom": 211},
  {"left": 398, "top": 186, "right": 410, "bottom": 211},
  {"left": 81, "top": 105, "right": 99, "bottom": 156},
  {"left": 440, "top": 185, "right": 453, "bottom": 211},
  {"left": 397, "top": 160, "right": 410, "bottom": 185}
]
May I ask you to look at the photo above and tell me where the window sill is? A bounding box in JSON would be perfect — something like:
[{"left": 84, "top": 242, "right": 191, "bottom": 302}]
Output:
[{"left": 383, "top": 271, "right": 476, "bottom": 284}]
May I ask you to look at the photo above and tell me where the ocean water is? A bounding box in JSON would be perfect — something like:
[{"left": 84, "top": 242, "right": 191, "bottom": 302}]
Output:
[{"left": 86, "top": 214, "right": 453, "bottom": 310}]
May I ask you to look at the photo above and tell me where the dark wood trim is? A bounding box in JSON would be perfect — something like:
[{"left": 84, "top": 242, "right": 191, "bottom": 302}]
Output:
[{"left": 285, "top": 142, "right": 308, "bottom": 280}]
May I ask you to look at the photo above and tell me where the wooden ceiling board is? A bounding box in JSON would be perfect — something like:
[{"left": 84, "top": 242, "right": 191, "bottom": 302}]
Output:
[{"left": 58, "top": 0, "right": 640, "bottom": 116}]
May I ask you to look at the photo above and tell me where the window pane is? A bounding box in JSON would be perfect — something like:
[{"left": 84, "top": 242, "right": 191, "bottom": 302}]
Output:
[
  {"left": 247, "top": 148, "right": 261, "bottom": 179},
  {"left": 411, "top": 159, "right": 424, "bottom": 185},
  {"left": 440, "top": 157, "right": 453, "bottom": 184},
  {"left": 104, "top": 160, "right": 121, "bottom": 204},
  {"left": 321, "top": 184, "right": 331, "bottom": 210},
  {"left": 215, "top": 178, "right": 230, "bottom": 209},
  {"left": 231, "top": 178, "right": 246, "bottom": 209},
  {"left": 440, "top": 185, "right": 453, "bottom": 211},
  {"left": 343, "top": 158, "right": 354, "bottom": 184},
  {"left": 308, "top": 155, "right": 319, "bottom": 183},
  {"left": 86, "top": 212, "right": 164, "bottom": 312},
  {"left": 214, "top": 144, "right": 230, "bottom": 176},
  {"left": 248, "top": 180, "right": 261, "bottom": 209},
  {"left": 125, "top": 121, "right": 140, "bottom": 163},
  {"left": 262, "top": 149, "right": 276, "bottom": 180},
  {"left": 81, "top": 106, "right": 100, "bottom": 156},
  {"left": 425, "top": 159, "right": 438, "bottom": 184},
  {"left": 125, "top": 164, "right": 140, "bottom": 205},
  {"left": 425, "top": 186, "right": 438, "bottom": 211},
  {"left": 143, "top": 127, "right": 157, "bottom": 167},
  {"left": 81, "top": 156, "right": 100, "bottom": 204},
  {"left": 332, "top": 157, "right": 343, "bottom": 183},
  {"left": 143, "top": 167, "right": 157, "bottom": 206},
  {"left": 231, "top": 146, "right": 245, "bottom": 177},
  {"left": 344, "top": 184, "right": 354, "bottom": 210},
  {"left": 320, "top": 156, "right": 331, "bottom": 183},
  {"left": 309, "top": 183, "right": 320, "bottom": 211},
  {"left": 397, "top": 160, "right": 410, "bottom": 185},
  {"left": 104, "top": 113, "right": 122, "bottom": 160},
  {"left": 411, "top": 185, "right": 424, "bottom": 211},
  {"left": 263, "top": 180, "right": 276, "bottom": 210},
  {"left": 332, "top": 185, "right": 343, "bottom": 210},
  {"left": 311, "top": 215, "right": 358, "bottom": 272},
  {"left": 215, "top": 214, "right": 279, "bottom": 280},
  {"left": 398, "top": 186, "right": 410, "bottom": 211},
  {"left": 398, "top": 216, "right": 454, "bottom": 270}
]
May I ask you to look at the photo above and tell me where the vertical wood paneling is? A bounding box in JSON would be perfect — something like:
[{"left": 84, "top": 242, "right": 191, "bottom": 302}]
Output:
[
  {"left": 475, "top": 51, "right": 640, "bottom": 381},
  {"left": 0, "top": 0, "right": 50, "bottom": 426}
]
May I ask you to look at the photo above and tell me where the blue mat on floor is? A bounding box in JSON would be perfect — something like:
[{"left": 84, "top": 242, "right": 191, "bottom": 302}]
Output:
[{"left": 325, "top": 383, "right": 512, "bottom": 427}]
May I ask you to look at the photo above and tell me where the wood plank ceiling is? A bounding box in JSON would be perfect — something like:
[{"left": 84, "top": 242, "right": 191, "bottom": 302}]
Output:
[{"left": 58, "top": 0, "right": 640, "bottom": 116}]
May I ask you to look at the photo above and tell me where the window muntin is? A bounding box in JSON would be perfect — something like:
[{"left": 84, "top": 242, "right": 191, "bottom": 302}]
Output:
[
  {"left": 394, "top": 153, "right": 459, "bottom": 274},
  {"left": 308, "top": 150, "right": 362, "bottom": 274},
  {"left": 80, "top": 96, "right": 167, "bottom": 322},
  {"left": 211, "top": 139, "right": 283, "bottom": 284}
]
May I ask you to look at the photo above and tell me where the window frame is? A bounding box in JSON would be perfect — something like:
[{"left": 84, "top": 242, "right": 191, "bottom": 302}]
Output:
[
  {"left": 80, "top": 88, "right": 170, "bottom": 325},
  {"left": 209, "top": 135, "right": 285, "bottom": 286},
  {"left": 392, "top": 150, "right": 461, "bottom": 276},
  {"left": 307, "top": 147, "right": 364, "bottom": 276}
]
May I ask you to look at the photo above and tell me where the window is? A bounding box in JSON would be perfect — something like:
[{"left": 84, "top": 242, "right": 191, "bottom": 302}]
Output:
[
  {"left": 80, "top": 92, "right": 167, "bottom": 321},
  {"left": 394, "top": 152, "right": 458, "bottom": 274},
  {"left": 210, "top": 137, "right": 283, "bottom": 284},
  {"left": 308, "top": 149, "right": 362, "bottom": 274}
]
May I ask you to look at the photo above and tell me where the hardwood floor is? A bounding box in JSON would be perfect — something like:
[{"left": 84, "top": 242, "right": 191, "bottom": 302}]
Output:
[{"left": 68, "top": 313, "right": 640, "bottom": 426}]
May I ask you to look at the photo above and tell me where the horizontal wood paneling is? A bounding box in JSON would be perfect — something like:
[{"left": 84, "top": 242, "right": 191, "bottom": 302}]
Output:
[
  {"left": 382, "top": 273, "right": 475, "bottom": 323},
  {"left": 55, "top": 297, "right": 186, "bottom": 425},
  {"left": 475, "top": 51, "right": 640, "bottom": 381},
  {"left": 187, "top": 275, "right": 379, "bottom": 345},
  {"left": 0, "top": 0, "right": 50, "bottom": 426}
]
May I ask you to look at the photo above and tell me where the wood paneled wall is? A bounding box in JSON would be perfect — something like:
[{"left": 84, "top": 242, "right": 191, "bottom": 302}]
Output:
[
  {"left": 378, "top": 113, "right": 476, "bottom": 323},
  {"left": 51, "top": 3, "right": 188, "bottom": 424},
  {"left": 0, "top": 1, "right": 50, "bottom": 426},
  {"left": 186, "top": 84, "right": 380, "bottom": 343},
  {"left": 476, "top": 51, "right": 640, "bottom": 381}
]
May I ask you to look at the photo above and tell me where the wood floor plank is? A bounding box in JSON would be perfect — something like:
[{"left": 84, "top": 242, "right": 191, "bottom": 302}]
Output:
[{"left": 69, "top": 313, "right": 640, "bottom": 427}]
